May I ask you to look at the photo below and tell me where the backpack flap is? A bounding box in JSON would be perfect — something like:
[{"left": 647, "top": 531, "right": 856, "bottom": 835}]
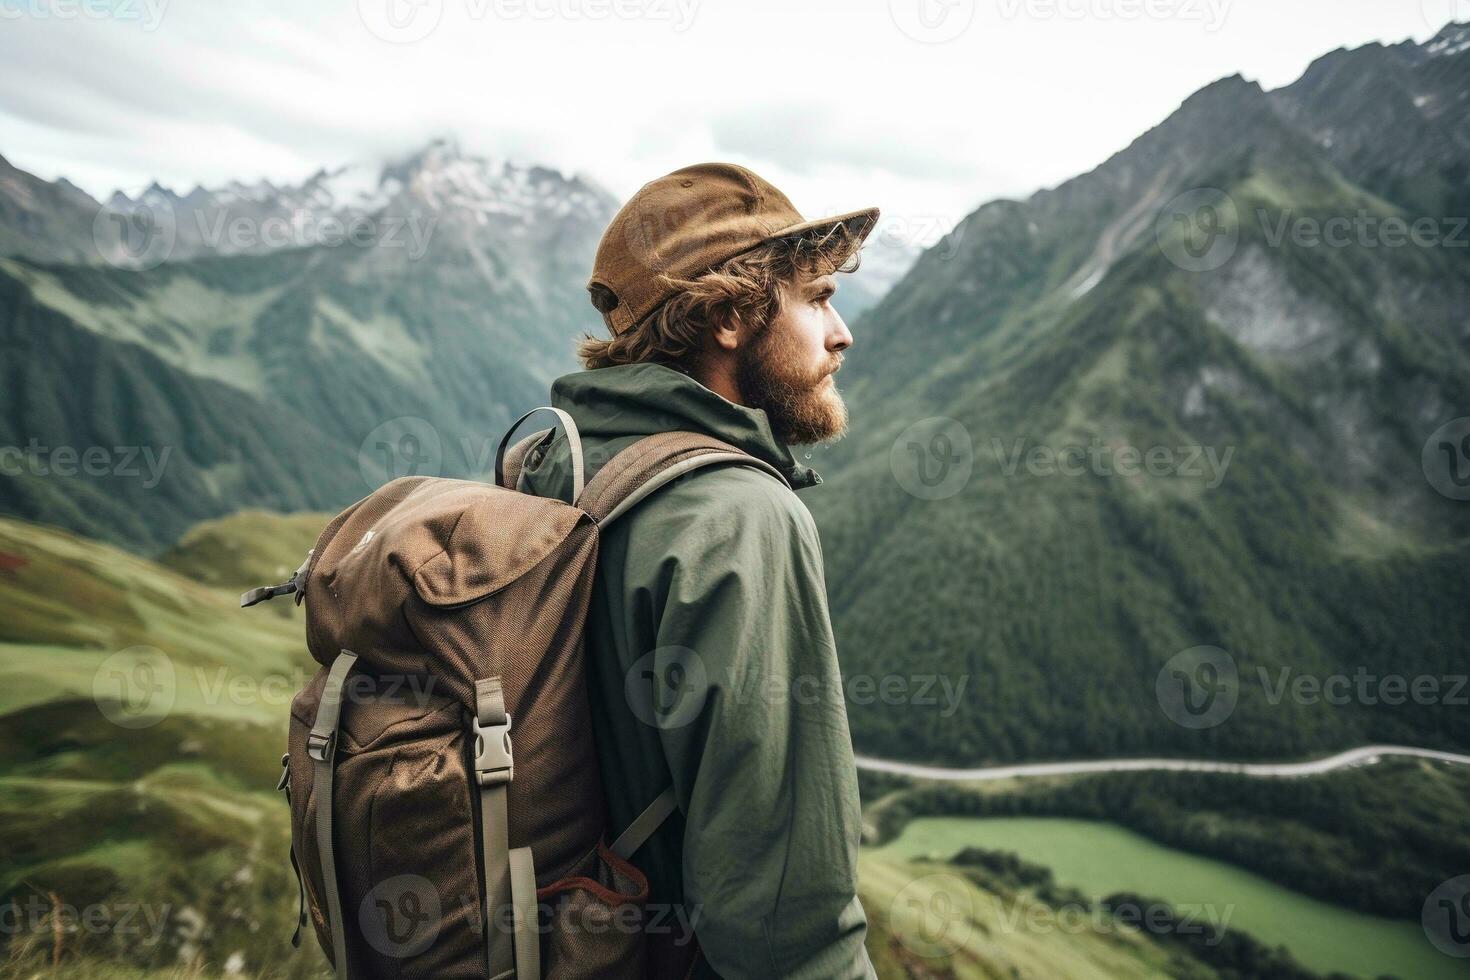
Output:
[{"left": 409, "top": 488, "right": 590, "bottom": 608}]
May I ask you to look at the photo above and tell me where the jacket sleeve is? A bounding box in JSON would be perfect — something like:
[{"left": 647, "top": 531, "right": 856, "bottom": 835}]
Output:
[{"left": 627, "top": 466, "right": 874, "bottom": 980}]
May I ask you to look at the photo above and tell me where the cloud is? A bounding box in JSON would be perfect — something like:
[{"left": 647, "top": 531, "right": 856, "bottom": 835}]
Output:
[
  {"left": 709, "top": 101, "right": 979, "bottom": 181},
  {"left": 0, "top": 0, "right": 1449, "bottom": 235}
]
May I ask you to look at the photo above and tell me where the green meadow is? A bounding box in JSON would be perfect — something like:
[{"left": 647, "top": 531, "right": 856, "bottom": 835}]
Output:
[{"left": 879, "top": 816, "right": 1468, "bottom": 979}]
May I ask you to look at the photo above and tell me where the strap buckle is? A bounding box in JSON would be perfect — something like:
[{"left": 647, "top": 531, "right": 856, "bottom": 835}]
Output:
[
  {"left": 306, "top": 731, "right": 335, "bottom": 762},
  {"left": 239, "top": 550, "right": 314, "bottom": 608},
  {"left": 472, "top": 713, "right": 514, "bottom": 787}
]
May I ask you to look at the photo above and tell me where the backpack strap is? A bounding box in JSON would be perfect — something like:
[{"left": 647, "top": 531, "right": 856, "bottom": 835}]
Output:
[
  {"left": 278, "top": 753, "right": 308, "bottom": 949},
  {"left": 309, "top": 650, "right": 358, "bottom": 980},
  {"left": 472, "top": 677, "right": 539, "bottom": 980},
  {"left": 578, "top": 431, "right": 791, "bottom": 527},
  {"left": 495, "top": 408, "right": 584, "bottom": 501},
  {"left": 581, "top": 432, "right": 792, "bottom": 860},
  {"left": 611, "top": 786, "right": 678, "bottom": 861}
]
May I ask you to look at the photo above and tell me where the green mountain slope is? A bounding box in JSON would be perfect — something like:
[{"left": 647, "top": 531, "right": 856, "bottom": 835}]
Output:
[
  {"left": 0, "top": 145, "right": 612, "bottom": 553},
  {"left": 0, "top": 240, "right": 565, "bottom": 553},
  {"left": 0, "top": 152, "right": 115, "bottom": 264},
  {"left": 0, "top": 514, "right": 327, "bottom": 976},
  {"left": 811, "top": 29, "right": 1470, "bottom": 765},
  {"left": 158, "top": 510, "right": 329, "bottom": 591}
]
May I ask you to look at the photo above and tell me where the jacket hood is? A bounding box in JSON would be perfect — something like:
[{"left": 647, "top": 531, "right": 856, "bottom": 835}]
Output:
[{"left": 549, "top": 362, "right": 821, "bottom": 490}]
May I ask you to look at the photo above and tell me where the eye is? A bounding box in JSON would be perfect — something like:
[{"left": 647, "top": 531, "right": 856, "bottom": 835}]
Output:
[{"left": 812, "top": 287, "right": 835, "bottom": 306}]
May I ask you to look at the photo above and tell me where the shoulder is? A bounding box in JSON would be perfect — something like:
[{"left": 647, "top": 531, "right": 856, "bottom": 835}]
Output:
[
  {"left": 654, "top": 462, "right": 813, "bottom": 536},
  {"left": 605, "top": 462, "right": 819, "bottom": 565}
]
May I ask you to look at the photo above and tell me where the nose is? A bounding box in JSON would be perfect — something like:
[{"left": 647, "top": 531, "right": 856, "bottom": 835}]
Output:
[{"left": 829, "top": 310, "right": 853, "bottom": 353}]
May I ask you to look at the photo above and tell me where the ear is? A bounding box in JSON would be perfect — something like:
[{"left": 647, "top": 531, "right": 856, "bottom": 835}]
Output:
[{"left": 710, "top": 308, "right": 742, "bottom": 353}]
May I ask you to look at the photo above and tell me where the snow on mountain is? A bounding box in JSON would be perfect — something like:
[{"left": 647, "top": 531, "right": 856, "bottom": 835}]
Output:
[
  {"left": 98, "top": 139, "right": 618, "bottom": 260},
  {"left": 1423, "top": 21, "right": 1470, "bottom": 59}
]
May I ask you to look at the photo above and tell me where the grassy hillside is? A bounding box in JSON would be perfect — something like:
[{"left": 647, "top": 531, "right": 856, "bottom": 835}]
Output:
[
  {"left": 0, "top": 514, "right": 325, "bottom": 976},
  {"left": 158, "top": 511, "right": 330, "bottom": 592},
  {"left": 858, "top": 847, "right": 1335, "bottom": 980}
]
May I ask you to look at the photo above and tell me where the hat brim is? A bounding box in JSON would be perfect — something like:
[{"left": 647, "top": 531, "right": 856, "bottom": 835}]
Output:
[{"left": 765, "top": 206, "right": 881, "bottom": 268}]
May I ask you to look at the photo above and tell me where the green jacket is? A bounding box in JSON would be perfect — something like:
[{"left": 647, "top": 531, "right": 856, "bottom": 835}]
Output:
[{"left": 518, "top": 362, "right": 873, "bottom": 980}]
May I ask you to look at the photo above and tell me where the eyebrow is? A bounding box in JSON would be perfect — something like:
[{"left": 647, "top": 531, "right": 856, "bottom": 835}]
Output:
[{"left": 808, "top": 276, "right": 837, "bottom": 295}]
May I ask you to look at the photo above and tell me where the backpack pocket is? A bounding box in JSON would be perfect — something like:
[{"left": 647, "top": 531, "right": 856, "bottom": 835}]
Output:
[
  {"left": 284, "top": 662, "right": 655, "bottom": 978},
  {"left": 287, "top": 667, "right": 488, "bottom": 978},
  {"left": 536, "top": 839, "right": 649, "bottom": 979}
]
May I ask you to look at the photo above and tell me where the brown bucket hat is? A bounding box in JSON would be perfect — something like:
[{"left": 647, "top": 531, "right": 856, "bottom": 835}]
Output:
[{"left": 587, "top": 162, "right": 879, "bottom": 334}]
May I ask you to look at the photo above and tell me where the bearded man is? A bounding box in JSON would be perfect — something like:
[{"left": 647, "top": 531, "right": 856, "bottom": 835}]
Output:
[{"left": 514, "top": 162, "right": 878, "bottom": 979}]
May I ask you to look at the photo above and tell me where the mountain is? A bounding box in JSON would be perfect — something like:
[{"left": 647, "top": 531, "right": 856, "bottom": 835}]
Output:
[
  {"left": 810, "top": 23, "right": 1470, "bottom": 765},
  {"left": 92, "top": 138, "right": 615, "bottom": 266},
  {"left": 0, "top": 152, "right": 116, "bottom": 264},
  {"left": 833, "top": 231, "right": 922, "bottom": 321},
  {"left": 1271, "top": 21, "right": 1470, "bottom": 219},
  {"left": 0, "top": 141, "right": 616, "bottom": 551}
]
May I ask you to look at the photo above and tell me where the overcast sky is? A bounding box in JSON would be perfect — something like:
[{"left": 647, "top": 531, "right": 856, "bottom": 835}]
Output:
[{"left": 1, "top": 0, "right": 1460, "bottom": 244}]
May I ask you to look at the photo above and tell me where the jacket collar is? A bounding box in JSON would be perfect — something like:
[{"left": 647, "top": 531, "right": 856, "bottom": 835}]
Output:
[{"left": 550, "top": 362, "right": 822, "bottom": 490}]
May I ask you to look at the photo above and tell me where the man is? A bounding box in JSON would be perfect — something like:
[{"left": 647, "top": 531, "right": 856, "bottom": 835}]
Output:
[{"left": 517, "top": 162, "right": 878, "bottom": 979}]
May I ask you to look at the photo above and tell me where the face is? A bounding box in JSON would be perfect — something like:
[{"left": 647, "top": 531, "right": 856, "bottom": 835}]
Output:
[{"left": 735, "top": 273, "right": 854, "bottom": 445}]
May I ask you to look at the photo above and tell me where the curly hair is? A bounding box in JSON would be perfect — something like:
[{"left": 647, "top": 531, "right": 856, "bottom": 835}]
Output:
[{"left": 576, "top": 222, "right": 864, "bottom": 371}]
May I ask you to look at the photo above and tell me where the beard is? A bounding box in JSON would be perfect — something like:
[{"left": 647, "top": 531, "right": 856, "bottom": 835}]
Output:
[{"left": 735, "top": 324, "right": 849, "bottom": 446}]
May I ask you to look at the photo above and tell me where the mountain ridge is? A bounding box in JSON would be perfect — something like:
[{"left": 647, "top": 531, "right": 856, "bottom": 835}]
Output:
[
  {"left": 0, "top": 141, "right": 623, "bottom": 551},
  {"left": 809, "top": 21, "right": 1470, "bottom": 766}
]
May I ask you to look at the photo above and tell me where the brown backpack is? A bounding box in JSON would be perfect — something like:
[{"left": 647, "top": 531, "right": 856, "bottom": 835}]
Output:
[{"left": 242, "top": 409, "right": 789, "bottom": 979}]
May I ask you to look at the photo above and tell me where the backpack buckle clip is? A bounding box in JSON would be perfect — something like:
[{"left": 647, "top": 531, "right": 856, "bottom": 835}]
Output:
[
  {"left": 240, "top": 551, "right": 314, "bottom": 609},
  {"left": 306, "top": 731, "right": 335, "bottom": 762},
  {"left": 473, "top": 713, "right": 514, "bottom": 787}
]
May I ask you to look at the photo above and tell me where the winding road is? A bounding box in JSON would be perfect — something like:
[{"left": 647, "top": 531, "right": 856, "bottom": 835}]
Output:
[{"left": 854, "top": 744, "right": 1470, "bottom": 782}]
